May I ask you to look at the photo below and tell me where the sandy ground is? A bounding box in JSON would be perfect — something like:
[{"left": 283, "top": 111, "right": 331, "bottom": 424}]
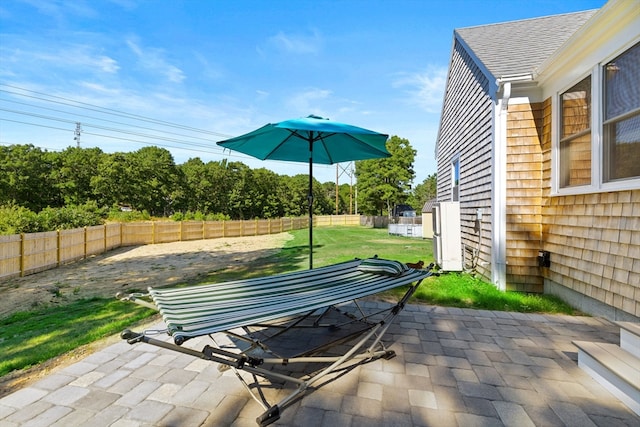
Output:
[
  {"left": 0, "top": 234, "right": 292, "bottom": 319},
  {"left": 0, "top": 234, "right": 292, "bottom": 395}
]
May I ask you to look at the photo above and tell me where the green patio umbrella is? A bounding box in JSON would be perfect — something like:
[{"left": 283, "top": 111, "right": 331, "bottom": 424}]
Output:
[{"left": 217, "top": 115, "right": 390, "bottom": 269}]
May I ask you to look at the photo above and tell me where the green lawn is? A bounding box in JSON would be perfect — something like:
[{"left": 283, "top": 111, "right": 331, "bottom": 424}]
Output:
[
  {"left": 0, "top": 298, "right": 155, "bottom": 377},
  {"left": 0, "top": 226, "right": 579, "bottom": 378}
]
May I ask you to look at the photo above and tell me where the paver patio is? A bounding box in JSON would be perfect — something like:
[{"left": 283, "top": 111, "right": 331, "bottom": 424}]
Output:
[{"left": 1, "top": 302, "right": 638, "bottom": 426}]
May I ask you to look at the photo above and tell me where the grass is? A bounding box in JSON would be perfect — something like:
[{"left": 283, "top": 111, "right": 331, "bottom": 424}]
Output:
[
  {"left": 411, "top": 273, "right": 576, "bottom": 313},
  {"left": 0, "top": 298, "right": 155, "bottom": 377},
  {"left": 0, "top": 226, "right": 579, "bottom": 378}
]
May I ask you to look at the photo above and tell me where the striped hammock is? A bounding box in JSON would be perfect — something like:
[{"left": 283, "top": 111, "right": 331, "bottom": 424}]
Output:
[{"left": 146, "top": 258, "right": 432, "bottom": 344}]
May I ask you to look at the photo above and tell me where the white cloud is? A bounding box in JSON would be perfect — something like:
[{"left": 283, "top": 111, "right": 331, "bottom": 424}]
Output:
[
  {"left": 267, "top": 30, "right": 322, "bottom": 55},
  {"left": 126, "top": 38, "right": 185, "bottom": 84},
  {"left": 286, "top": 88, "right": 332, "bottom": 113},
  {"left": 392, "top": 66, "right": 447, "bottom": 113},
  {"left": 95, "top": 55, "right": 120, "bottom": 73},
  {"left": 17, "top": 0, "right": 97, "bottom": 24}
]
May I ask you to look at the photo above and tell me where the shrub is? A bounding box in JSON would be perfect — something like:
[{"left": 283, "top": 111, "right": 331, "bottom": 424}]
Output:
[
  {"left": 107, "top": 206, "right": 151, "bottom": 222},
  {"left": 170, "top": 211, "right": 230, "bottom": 222},
  {"left": 38, "top": 201, "right": 106, "bottom": 230},
  {"left": 0, "top": 204, "right": 43, "bottom": 234}
]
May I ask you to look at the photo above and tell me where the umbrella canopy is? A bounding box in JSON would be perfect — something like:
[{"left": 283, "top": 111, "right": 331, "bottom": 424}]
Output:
[{"left": 217, "top": 115, "right": 390, "bottom": 269}]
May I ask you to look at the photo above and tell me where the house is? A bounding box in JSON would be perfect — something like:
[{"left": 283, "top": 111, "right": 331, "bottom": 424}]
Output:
[{"left": 434, "top": 0, "right": 639, "bottom": 321}]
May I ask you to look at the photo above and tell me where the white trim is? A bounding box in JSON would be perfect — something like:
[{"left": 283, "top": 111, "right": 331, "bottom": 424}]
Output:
[
  {"left": 491, "top": 82, "right": 510, "bottom": 291},
  {"left": 592, "top": 63, "right": 603, "bottom": 188},
  {"left": 537, "top": 0, "right": 640, "bottom": 93},
  {"left": 451, "top": 154, "right": 460, "bottom": 202},
  {"left": 551, "top": 43, "right": 640, "bottom": 196}
]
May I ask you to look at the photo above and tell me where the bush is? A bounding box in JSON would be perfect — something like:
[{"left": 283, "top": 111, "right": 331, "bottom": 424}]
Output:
[
  {"left": 170, "top": 211, "right": 230, "bottom": 221},
  {"left": 0, "top": 204, "right": 43, "bottom": 234},
  {"left": 106, "top": 206, "right": 151, "bottom": 222},
  {"left": 38, "top": 201, "right": 106, "bottom": 230},
  {"left": 0, "top": 202, "right": 107, "bottom": 235}
]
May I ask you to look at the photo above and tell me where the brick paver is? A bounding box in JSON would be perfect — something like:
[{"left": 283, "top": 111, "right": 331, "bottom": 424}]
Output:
[{"left": 1, "top": 303, "right": 639, "bottom": 426}]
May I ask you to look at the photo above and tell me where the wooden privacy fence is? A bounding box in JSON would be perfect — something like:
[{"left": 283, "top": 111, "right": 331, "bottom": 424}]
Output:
[{"left": 0, "top": 215, "right": 360, "bottom": 279}]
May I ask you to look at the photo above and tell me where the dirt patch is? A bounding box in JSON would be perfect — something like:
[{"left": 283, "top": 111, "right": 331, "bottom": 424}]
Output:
[
  {"left": 0, "top": 234, "right": 291, "bottom": 395},
  {"left": 0, "top": 234, "right": 292, "bottom": 319}
]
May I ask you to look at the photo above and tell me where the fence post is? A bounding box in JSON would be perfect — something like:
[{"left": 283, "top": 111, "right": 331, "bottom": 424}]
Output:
[
  {"left": 57, "top": 230, "right": 61, "bottom": 267},
  {"left": 202, "top": 221, "right": 205, "bottom": 240},
  {"left": 20, "top": 233, "right": 25, "bottom": 277}
]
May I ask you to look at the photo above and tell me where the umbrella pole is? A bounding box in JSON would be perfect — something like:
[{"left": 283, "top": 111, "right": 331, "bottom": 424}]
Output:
[{"left": 308, "top": 140, "right": 313, "bottom": 269}]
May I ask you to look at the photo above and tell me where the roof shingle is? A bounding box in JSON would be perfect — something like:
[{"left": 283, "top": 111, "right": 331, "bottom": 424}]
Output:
[{"left": 455, "top": 10, "right": 598, "bottom": 79}]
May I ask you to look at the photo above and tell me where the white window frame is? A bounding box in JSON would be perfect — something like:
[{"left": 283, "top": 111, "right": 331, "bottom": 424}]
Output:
[
  {"left": 451, "top": 155, "right": 460, "bottom": 201},
  {"left": 552, "top": 42, "right": 640, "bottom": 196}
]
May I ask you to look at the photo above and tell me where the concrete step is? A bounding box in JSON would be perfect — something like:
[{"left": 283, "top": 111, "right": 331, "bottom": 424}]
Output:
[
  {"left": 573, "top": 340, "right": 640, "bottom": 417},
  {"left": 617, "top": 321, "right": 640, "bottom": 357}
]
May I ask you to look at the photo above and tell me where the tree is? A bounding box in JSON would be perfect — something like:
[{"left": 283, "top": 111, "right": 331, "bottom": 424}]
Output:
[
  {"left": 407, "top": 173, "right": 437, "bottom": 212},
  {"left": 177, "top": 157, "right": 216, "bottom": 213},
  {"left": 0, "top": 144, "right": 56, "bottom": 211},
  {"left": 127, "top": 147, "right": 181, "bottom": 216},
  {"left": 252, "top": 168, "right": 284, "bottom": 218},
  {"left": 355, "top": 136, "right": 416, "bottom": 216},
  {"left": 51, "top": 147, "right": 104, "bottom": 206},
  {"left": 91, "top": 152, "right": 132, "bottom": 209}
]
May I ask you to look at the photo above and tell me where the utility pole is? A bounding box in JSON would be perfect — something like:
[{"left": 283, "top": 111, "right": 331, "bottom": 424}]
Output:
[
  {"left": 74, "top": 122, "right": 82, "bottom": 147},
  {"left": 335, "top": 162, "right": 355, "bottom": 214}
]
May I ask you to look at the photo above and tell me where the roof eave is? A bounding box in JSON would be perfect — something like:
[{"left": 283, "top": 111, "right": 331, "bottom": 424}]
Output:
[
  {"left": 535, "top": 0, "right": 637, "bottom": 85},
  {"left": 453, "top": 31, "right": 499, "bottom": 96}
]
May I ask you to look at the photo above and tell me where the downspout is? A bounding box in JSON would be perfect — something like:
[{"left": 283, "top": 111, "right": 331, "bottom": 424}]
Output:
[
  {"left": 492, "top": 81, "right": 510, "bottom": 291},
  {"left": 492, "top": 74, "right": 533, "bottom": 291}
]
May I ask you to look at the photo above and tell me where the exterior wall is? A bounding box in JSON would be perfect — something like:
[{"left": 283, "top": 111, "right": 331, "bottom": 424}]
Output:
[
  {"left": 436, "top": 39, "right": 493, "bottom": 278},
  {"left": 540, "top": 98, "right": 640, "bottom": 321},
  {"left": 504, "top": 101, "right": 544, "bottom": 292}
]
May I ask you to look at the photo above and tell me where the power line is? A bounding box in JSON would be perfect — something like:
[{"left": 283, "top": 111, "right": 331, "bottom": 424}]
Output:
[
  {"left": 0, "top": 83, "right": 335, "bottom": 173},
  {"left": 0, "top": 107, "right": 222, "bottom": 149},
  {"left": 0, "top": 97, "right": 224, "bottom": 143},
  {"left": 0, "top": 84, "right": 232, "bottom": 138},
  {"left": 0, "top": 83, "right": 237, "bottom": 157}
]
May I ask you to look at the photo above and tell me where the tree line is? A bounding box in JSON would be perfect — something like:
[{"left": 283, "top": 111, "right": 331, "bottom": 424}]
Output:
[{"left": 0, "top": 136, "right": 436, "bottom": 228}]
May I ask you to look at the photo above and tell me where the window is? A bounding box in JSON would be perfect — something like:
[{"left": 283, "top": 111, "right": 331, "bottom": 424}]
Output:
[
  {"left": 555, "top": 41, "right": 640, "bottom": 194},
  {"left": 560, "top": 77, "right": 591, "bottom": 188},
  {"left": 451, "top": 156, "right": 460, "bottom": 201},
  {"left": 603, "top": 42, "right": 640, "bottom": 183}
]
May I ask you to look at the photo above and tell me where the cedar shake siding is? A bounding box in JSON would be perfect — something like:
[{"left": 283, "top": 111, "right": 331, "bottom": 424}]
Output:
[
  {"left": 542, "top": 189, "right": 640, "bottom": 319},
  {"left": 505, "top": 102, "right": 545, "bottom": 293},
  {"left": 542, "top": 96, "right": 640, "bottom": 318},
  {"left": 436, "top": 39, "right": 493, "bottom": 279}
]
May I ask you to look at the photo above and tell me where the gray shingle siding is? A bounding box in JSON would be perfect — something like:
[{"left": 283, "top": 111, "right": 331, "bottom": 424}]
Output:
[
  {"left": 437, "top": 39, "right": 493, "bottom": 202},
  {"left": 455, "top": 10, "right": 598, "bottom": 79},
  {"left": 437, "top": 39, "right": 495, "bottom": 275}
]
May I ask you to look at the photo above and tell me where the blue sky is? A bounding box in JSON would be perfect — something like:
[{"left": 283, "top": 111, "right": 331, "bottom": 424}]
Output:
[{"left": 0, "top": 0, "right": 604, "bottom": 185}]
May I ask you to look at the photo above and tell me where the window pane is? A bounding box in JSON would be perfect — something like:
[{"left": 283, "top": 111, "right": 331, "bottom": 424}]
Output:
[
  {"left": 604, "top": 114, "right": 640, "bottom": 181},
  {"left": 603, "top": 42, "right": 640, "bottom": 183},
  {"left": 561, "top": 77, "right": 591, "bottom": 139},
  {"left": 605, "top": 42, "right": 640, "bottom": 120},
  {"left": 560, "top": 133, "right": 591, "bottom": 187},
  {"left": 451, "top": 158, "right": 460, "bottom": 201}
]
